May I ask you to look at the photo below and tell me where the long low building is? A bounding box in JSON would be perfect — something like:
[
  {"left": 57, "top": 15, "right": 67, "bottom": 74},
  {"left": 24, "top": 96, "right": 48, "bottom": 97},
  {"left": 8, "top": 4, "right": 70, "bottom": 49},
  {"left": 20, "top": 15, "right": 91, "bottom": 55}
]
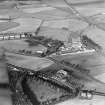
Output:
[{"left": 0, "top": 34, "right": 26, "bottom": 41}]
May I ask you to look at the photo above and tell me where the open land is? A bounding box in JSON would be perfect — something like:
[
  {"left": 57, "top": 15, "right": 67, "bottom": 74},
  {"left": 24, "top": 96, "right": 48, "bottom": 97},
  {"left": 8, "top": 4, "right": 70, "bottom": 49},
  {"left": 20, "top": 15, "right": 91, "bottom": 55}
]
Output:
[{"left": 0, "top": 0, "right": 105, "bottom": 105}]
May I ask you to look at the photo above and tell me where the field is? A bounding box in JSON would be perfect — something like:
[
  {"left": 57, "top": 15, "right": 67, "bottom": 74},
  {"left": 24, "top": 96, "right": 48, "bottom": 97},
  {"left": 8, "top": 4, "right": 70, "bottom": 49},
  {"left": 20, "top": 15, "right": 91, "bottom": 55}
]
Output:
[
  {"left": 0, "top": 21, "right": 19, "bottom": 32},
  {"left": 0, "top": 39, "right": 46, "bottom": 52},
  {"left": 0, "top": 0, "right": 105, "bottom": 105},
  {"left": 6, "top": 52, "right": 53, "bottom": 71},
  {"left": 56, "top": 95, "right": 105, "bottom": 105}
]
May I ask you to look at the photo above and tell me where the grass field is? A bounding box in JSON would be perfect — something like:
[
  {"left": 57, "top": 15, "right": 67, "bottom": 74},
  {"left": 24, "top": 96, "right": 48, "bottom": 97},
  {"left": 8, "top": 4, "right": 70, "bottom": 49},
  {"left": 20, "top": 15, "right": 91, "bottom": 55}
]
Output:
[
  {"left": 6, "top": 52, "right": 53, "bottom": 71},
  {"left": 1, "top": 18, "right": 41, "bottom": 33},
  {"left": 0, "top": 1, "right": 105, "bottom": 105},
  {"left": 0, "top": 90, "right": 12, "bottom": 105},
  {"left": 0, "top": 59, "right": 9, "bottom": 84},
  {"left": 0, "top": 39, "right": 46, "bottom": 52},
  {"left": 0, "top": 21, "right": 19, "bottom": 32}
]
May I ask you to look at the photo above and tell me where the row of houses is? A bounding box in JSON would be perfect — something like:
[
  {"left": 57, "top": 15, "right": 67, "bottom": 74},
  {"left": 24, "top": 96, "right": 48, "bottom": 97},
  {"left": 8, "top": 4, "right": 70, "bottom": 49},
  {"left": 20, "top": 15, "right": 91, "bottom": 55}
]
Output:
[{"left": 0, "top": 32, "right": 36, "bottom": 41}]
